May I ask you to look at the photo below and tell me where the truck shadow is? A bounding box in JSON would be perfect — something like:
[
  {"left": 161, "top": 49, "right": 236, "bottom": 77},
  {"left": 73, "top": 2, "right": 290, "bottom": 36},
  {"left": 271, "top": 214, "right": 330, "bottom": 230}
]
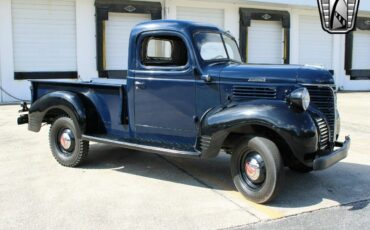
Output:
[{"left": 83, "top": 143, "right": 370, "bottom": 210}]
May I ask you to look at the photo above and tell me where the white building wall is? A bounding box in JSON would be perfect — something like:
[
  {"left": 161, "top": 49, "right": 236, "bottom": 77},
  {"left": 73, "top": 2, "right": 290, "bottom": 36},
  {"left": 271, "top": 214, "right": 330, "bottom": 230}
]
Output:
[
  {"left": 0, "top": 0, "right": 98, "bottom": 103},
  {"left": 240, "top": 0, "right": 370, "bottom": 12},
  {"left": 1, "top": 0, "right": 370, "bottom": 104},
  {"left": 0, "top": 45, "right": 2, "bottom": 103},
  {"left": 340, "top": 11, "right": 370, "bottom": 91},
  {"left": 0, "top": 0, "right": 29, "bottom": 103},
  {"left": 76, "top": 0, "right": 98, "bottom": 80}
]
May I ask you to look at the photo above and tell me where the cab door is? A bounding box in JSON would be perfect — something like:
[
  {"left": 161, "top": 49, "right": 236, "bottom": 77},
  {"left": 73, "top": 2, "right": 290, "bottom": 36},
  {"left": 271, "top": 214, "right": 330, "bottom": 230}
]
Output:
[{"left": 133, "top": 32, "right": 196, "bottom": 147}]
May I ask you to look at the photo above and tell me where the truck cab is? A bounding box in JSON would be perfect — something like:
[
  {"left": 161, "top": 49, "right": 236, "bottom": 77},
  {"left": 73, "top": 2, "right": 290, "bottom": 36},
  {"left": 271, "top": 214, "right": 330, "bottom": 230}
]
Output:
[{"left": 18, "top": 20, "right": 350, "bottom": 203}]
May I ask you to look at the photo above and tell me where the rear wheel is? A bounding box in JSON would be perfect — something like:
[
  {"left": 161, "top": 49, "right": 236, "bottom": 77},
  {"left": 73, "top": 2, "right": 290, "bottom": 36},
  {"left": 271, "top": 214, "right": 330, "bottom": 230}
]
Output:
[
  {"left": 49, "top": 116, "right": 89, "bottom": 167},
  {"left": 231, "top": 136, "right": 284, "bottom": 204}
]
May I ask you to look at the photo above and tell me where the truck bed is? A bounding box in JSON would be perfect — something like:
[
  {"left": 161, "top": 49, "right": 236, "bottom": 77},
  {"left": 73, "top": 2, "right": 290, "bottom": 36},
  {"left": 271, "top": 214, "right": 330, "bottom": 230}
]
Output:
[{"left": 31, "top": 78, "right": 130, "bottom": 138}]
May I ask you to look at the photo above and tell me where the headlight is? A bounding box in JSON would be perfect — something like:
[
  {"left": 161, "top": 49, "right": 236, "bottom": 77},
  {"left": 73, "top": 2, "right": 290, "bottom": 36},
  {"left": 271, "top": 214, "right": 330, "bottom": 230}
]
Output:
[{"left": 288, "top": 88, "right": 310, "bottom": 111}]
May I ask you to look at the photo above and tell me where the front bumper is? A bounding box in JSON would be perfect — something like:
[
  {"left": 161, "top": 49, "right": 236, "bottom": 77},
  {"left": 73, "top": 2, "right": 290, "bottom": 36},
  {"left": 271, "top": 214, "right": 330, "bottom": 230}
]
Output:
[{"left": 313, "top": 136, "right": 351, "bottom": 170}]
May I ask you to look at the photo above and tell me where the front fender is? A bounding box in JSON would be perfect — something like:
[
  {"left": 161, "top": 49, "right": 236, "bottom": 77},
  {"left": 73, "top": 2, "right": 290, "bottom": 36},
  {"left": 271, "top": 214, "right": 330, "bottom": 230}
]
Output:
[
  {"left": 199, "top": 100, "right": 319, "bottom": 163},
  {"left": 28, "top": 91, "right": 86, "bottom": 137}
]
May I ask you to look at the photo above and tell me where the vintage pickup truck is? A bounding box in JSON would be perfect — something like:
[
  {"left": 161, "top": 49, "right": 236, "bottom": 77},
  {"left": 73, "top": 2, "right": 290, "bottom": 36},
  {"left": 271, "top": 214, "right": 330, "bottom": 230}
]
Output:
[{"left": 18, "top": 20, "right": 350, "bottom": 203}]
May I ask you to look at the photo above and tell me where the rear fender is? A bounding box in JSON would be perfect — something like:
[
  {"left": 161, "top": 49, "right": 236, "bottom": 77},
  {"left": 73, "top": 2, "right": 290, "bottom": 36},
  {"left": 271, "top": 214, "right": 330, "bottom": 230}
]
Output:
[
  {"left": 198, "top": 100, "right": 319, "bottom": 164},
  {"left": 28, "top": 91, "right": 86, "bottom": 137}
]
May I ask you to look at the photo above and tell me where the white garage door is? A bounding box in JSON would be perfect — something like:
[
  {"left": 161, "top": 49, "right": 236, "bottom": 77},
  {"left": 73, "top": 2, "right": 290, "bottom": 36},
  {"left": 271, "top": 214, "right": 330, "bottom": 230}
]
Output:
[
  {"left": 352, "top": 30, "right": 370, "bottom": 69},
  {"left": 247, "top": 20, "right": 283, "bottom": 64},
  {"left": 298, "top": 15, "right": 333, "bottom": 69},
  {"left": 105, "top": 13, "right": 150, "bottom": 70},
  {"left": 177, "top": 6, "right": 224, "bottom": 29},
  {"left": 12, "top": 0, "right": 77, "bottom": 72}
]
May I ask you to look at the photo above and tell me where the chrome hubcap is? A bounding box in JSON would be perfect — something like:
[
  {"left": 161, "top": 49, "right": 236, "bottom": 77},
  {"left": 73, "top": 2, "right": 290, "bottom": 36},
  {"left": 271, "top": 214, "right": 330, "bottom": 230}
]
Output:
[
  {"left": 245, "top": 158, "right": 261, "bottom": 181},
  {"left": 60, "top": 131, "right": 72, "bottom": 149},
  {"left": 58, "top": 129, "right": 75, "bottom": 152},
  {"left": 243, "top": 152, "right": 266, "bottom": 185}
]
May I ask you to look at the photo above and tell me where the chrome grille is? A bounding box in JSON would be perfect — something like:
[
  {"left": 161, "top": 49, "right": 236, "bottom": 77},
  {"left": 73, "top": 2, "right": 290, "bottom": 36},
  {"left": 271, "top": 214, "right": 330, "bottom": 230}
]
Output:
[
  {"left": 199, "top": 136, "right": 211, "bottom": 151},
  {"left": 306, "top": 86, "right": 335, "bottom": 142},
  {"left": 232, "top": 86, "right": 277, "bottom": 99},
  {"left": 315, "top": 117, "right": 330, "bottom": 150}
]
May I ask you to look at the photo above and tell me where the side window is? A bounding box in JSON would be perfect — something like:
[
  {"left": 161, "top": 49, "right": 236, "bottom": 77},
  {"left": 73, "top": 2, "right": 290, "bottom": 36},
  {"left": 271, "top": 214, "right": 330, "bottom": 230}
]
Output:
[{"left": 141, "top": 36, "right": 188, "bottom": 67}]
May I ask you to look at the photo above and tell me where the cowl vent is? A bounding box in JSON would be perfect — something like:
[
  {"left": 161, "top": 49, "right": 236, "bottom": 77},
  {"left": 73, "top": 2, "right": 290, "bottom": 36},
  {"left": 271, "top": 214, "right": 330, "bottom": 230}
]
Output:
[{"left": 232, "top": 86, "right": 277, "bottom": 99}]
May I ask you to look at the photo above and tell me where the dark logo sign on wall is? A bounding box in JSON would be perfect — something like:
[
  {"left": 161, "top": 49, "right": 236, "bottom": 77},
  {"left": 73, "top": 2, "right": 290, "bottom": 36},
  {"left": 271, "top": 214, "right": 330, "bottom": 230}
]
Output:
[{"left": 317, "top": 0, "right": 360, "bottom": 34}]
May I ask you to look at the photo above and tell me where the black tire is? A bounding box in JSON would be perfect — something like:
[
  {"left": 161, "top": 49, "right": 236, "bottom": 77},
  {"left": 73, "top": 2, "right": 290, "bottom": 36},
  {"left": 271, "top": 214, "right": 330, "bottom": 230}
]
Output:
[
  {"left": 289, "top": 162, "right": 313, "bottom": 173},
  {"left": 49, "top": 116, "right": 89, "bottom": 167},
  {"left": 231, "top": 136, "right": 284, "bottom": 204}
]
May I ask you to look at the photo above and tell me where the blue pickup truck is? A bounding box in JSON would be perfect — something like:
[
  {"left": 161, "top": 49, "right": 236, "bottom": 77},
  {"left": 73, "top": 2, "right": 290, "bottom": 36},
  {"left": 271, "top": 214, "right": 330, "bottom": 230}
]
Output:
[{"left": 18, "top": 20, "right": 350, "bottom": 203}]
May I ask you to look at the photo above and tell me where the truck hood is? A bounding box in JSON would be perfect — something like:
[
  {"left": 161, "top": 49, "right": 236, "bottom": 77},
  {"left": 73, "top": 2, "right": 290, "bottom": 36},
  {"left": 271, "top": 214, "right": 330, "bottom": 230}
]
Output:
[{"left": 218, "top": 63, "right": 335, "bottom": 85}]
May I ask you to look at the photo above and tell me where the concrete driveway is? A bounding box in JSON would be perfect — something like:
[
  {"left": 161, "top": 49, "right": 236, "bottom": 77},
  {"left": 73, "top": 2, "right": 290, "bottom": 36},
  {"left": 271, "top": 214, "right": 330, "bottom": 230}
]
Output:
[{"left": 0, "top": 93, "right": 369, "bottom": 229}]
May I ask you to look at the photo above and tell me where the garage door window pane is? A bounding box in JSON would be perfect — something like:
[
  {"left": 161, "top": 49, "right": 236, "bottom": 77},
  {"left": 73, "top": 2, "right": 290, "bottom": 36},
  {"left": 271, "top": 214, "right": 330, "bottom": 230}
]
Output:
[
  {"left": 298, "top": 15, "right": 333, "bottom": 69},
  {"left": 247, "top": 20, "right": 283, "bottom": 64},
  {"left": 177, "top": 7, "right": 224, "bottom": 29},
  {"left": 11, "top": 0, "right": 77, "bottom": 71},
  {"left": 352, "top": 30, "right": 370, "bottom": 69},
  {"left": 105, "top": 13, "right": 151, "bottom": 70}
]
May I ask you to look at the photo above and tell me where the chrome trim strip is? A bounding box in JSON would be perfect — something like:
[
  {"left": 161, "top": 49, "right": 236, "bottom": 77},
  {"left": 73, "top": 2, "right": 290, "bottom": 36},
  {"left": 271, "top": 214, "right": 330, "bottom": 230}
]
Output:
[
  {"left": 305, "top": 84, "right": 337, "bottom": 143},
  {"left": 301, "top": 83, "right": 336, "bottom": 88},
  {"left": 82, "top": 135, "right": 201, "bottom": 158}
]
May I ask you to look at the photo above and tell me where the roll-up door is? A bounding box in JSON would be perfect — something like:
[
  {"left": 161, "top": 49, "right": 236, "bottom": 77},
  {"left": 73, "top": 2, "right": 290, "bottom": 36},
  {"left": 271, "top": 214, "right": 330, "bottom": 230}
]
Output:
[
  {"left": 352, "top": 30, "right": 370, "bottom": 69},
  {"left": 298, "top": 15, "right": 333, "bottom": 69},
  {"left": 177, "top": 6, "right": 224, "bottom": 29},
  {"left": 12, "top": 0, "right": 77, "bottom": 74},
  {"left": 247, "top": 20, "right": 283, "bottom": 64},
  {"left": 105, "top": 13, "right": 150, "bottom": 71}
]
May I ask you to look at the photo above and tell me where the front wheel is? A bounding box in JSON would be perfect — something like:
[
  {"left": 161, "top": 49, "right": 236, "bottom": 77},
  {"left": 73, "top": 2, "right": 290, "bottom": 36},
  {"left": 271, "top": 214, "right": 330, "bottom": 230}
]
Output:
[
  {"left": 49, "top": 116, "right": 89, "bottom": 167},
  {"left": 231, "top": 136, "right": 284, "bottom": 204}
]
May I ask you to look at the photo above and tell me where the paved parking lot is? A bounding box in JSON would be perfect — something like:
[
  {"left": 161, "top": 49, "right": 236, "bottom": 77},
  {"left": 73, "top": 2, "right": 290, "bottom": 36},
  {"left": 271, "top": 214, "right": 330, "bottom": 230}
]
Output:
[{"left": 0, "top": 93, "right": 370, "bottom": 230}]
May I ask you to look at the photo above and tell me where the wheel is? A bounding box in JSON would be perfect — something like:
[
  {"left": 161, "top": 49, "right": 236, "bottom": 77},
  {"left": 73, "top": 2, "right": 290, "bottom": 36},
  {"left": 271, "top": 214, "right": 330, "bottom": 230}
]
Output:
[
  {"left": 289, "top": 161, "right": 313, "bottom": 173},
  {"left": 231, "top": 136, "right": 284, "bottom": 204},
  {"left": 49, "top": 116, "right": 89, "bottom": 167}
]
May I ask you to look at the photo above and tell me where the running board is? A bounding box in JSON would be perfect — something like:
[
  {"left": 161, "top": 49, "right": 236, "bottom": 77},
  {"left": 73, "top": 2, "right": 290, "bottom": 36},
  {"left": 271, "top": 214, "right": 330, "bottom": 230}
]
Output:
[{"left": 82, "top": 135, "right": 201, "bottom": 158}]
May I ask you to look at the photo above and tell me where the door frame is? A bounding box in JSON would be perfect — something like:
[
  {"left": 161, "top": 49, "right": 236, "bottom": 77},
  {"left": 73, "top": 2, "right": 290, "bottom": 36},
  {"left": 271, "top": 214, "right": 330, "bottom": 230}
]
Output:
[
  {"left": 132, "top": 30, "right": 197, "bottom": 142},
  {"left": 95, "top": 0, "right": 162, "bottom": 79},
  {"left": 239, "top": 8, "right": 291, "bottom": 64}
]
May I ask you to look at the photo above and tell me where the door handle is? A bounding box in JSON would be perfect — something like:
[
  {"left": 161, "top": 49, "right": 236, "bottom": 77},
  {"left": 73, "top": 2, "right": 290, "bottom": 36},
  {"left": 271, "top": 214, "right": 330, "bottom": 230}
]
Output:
[
  {"left": 135, "top": 81, "right": 146, "bottom": 89},
  {"left": 201, "top": 74, "right": 212, "bottom": 83}
]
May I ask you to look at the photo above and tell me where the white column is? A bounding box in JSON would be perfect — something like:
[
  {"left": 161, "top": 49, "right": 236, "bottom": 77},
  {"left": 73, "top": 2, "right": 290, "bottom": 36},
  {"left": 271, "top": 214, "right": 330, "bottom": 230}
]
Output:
[
  {"left": 289, "top": 10, "right": 300, "bottom": 64},
  {"left": 224, "top": 6, "right": 239, "bottom": 40},
  {"left": 0, "top": 0, "right": 30, "bottom": 102},
  {"left": 331, "top": 34, "right": 345, "bottom": 89},
  {"left": 165, "top": 0, "right": 177, "bottom": 19},
  {"left": 0, "top": 41, "right": 2, "bottom": 103},
  {"left": 75, "top": 0, "right": 98, "bottom": 80},
  {"left": 0, "top": 0, "right": 13, "bottom": 102}
]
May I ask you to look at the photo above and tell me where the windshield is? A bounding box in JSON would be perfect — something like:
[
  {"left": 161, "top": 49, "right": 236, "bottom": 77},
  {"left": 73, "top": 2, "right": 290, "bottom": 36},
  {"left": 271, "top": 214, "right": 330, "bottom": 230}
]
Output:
[{"left": 194, "top": 32, "right": 242, "bottom": 63}]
